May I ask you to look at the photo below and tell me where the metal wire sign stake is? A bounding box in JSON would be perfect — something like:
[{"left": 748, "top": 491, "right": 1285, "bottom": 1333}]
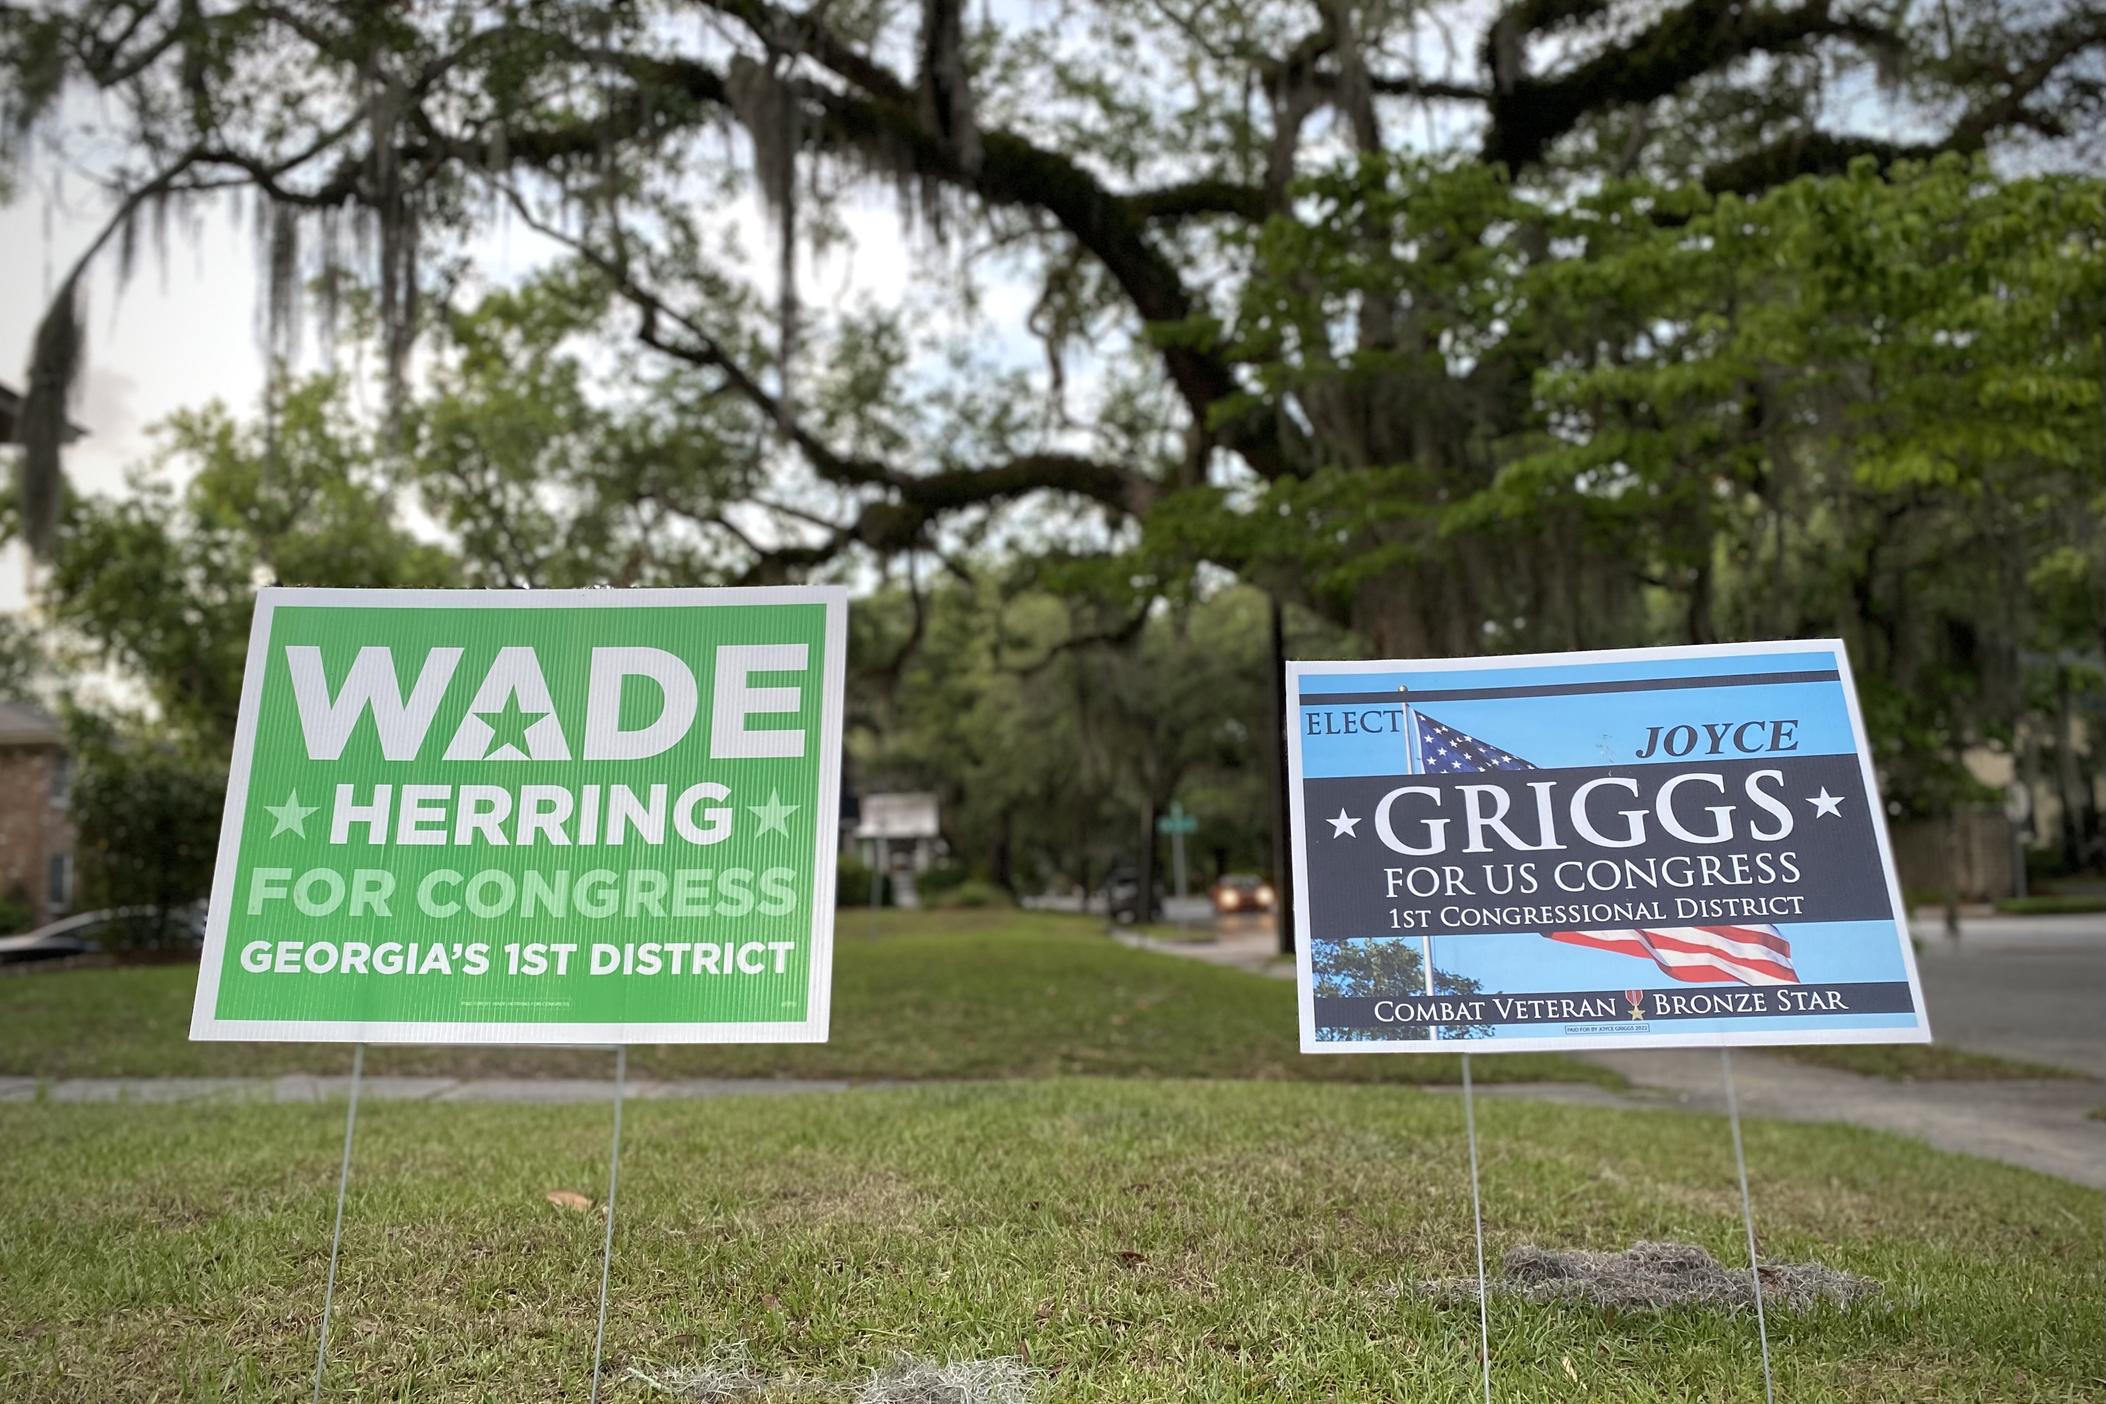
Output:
[
  {"left": 589, "top": 1046, "right": 629, "bottom": 1404},
  {"left": 1461, "top": 1052, "right": 1493, "bottom": 1404},
  {"left": 1722, "top": 1050, "right": 1777, "bottom": 1404},
  {"left": 312, "top": 1043, "right": 365, "bottom": 1404}
]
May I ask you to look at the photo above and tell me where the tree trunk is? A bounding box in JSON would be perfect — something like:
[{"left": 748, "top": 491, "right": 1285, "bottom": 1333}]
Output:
[
  {"left": 1350, "top": 566, "right": 1432, "bottom": 658},
  {"left": 1137, "top": 796, "right": 1159, "bottom": 925},
  {"left": 1269, "top": 593, "right": 1296, "bottom": 954},
  {"left": 2055, "top": 668, "right": 2083, "bottom": 870},
  {"left": 991, "top": 808, "right": 1014, "bottom": 893}
]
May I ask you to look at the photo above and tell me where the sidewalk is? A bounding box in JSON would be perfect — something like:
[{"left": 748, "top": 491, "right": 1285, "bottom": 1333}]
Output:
[
  {"left": 1490, "top": 1052, "right": 2106, "bottom": 1191},
  {"left": 0, "top": 1074, "right": 878, "bottom": 1105}
]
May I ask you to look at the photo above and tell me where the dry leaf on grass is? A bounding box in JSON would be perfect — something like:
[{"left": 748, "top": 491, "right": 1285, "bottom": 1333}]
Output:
[{"left": 546, "top": 1189, "right": 594, "bottom": 1212}]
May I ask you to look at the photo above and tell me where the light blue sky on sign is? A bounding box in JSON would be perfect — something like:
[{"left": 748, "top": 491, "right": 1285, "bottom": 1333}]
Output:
[
  {"left": 1296, "top": 649, "right": 1860, "bottom": 779},
  {"left": 1298, "top": 646, "right": 1916, "bottom": 1032}
]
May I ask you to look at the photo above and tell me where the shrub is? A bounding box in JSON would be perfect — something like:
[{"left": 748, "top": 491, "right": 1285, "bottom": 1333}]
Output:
[
  {"left": 0, "top": 887, "right": 33, "bottom": 935},
  {"left": 835, "top": 858, "right": 893, "bottom": 908},
  {"left": 913, "top": 861, "right": 973, "bottom": 901},
  {"left": 929, "top": 878, "right": 1010, "bottom": 910},
  {"left": 72, "top": 740, "right": 222, "bottom": 949}
]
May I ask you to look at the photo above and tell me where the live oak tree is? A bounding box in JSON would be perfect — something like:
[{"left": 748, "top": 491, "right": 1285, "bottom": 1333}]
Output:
[
  {"left": 1231, "top": 155, "right": 2104, "bottom": 815},
  {"left": 19, "top": 374, "right": 456, "bottom": 930},
  {"left": 6, "top": 0, "right": 2103, "bottom": 632},
  {"left": 5, "top": 0, "right": 2103, "bottom": 880}
]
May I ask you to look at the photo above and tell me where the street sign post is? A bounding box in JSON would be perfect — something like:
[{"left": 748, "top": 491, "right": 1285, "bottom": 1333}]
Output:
[
  {"left": 1156, "top": 801, "right": 1198, "bottom": 900},
  {"left": 190, "top": 586, "right": 849, "bottom": 1045}
]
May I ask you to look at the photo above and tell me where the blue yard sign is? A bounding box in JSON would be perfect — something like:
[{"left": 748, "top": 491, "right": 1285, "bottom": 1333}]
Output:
[{"left": 1286, "top": 641, "right": 1931, "bottom": 1053}]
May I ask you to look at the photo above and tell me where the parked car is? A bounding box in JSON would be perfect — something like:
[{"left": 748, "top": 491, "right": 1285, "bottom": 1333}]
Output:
[
  {"left": 0, "top": 904, "right": 208, "bottom": 966},
  {"left": 1210, "top": 873, "right": 1277, "bottom": 915},
  {"left": 1099, "top": 868, "right": 1165, "bottom": 925}
]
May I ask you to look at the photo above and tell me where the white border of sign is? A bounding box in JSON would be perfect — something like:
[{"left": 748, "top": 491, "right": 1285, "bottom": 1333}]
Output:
[
  {"left": 189, "top": 585, "right": 850, "bottom": 1045},
  {"left": 1287, "top": 639, "right": 1932, "bottom": 1055}
]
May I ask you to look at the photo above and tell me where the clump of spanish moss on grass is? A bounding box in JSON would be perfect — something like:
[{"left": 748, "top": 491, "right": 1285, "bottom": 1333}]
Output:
[
  {"left": 626, "top": 1342, "right": 774, "bottom": 1401},
  {"left": 1424, "top": 1240, "right": 1880, "bottom": 1313},
  {"left": 626, "top": 1347, "right": 1039, "bottom": 1403},
  {"left": 856, "top": 1356, "right": 1037, "bottom": 1404}
]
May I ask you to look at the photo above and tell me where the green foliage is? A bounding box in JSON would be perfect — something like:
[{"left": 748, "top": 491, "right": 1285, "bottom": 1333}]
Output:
[
  {"left": 66, "top": 724, "right": 223, "bottom": 948},
  {"left": 0, "top": 616, "right": 39, "bottom": 703},
  {"left": 926, "top": 878, "right": 1009, "bottom": 909},
  {"left": 851, "top": 578, "right": 1306, "bottom": 894},
  {"left": 1229, "top": 155, "right": 2106, "bottom": 817},
  {"left": 911, "top": 862, "right": 975, "bottom": 901},
  {"left": 835, "top": 858, "right": 893, "bottom": 908},
  {"left": 405, "top": 270, "right": 776, "bottom": 589},
  {"left": 37, "top": 375, "right": 455, "bottom": 753},
  {"left": 0, "top": 888, "right": 32, "bottom": 937}
]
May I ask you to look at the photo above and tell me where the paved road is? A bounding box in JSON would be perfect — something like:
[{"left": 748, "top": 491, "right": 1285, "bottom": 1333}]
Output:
[{"left": 1906, "top": 911, "right": 2105, "bottom": 1076}]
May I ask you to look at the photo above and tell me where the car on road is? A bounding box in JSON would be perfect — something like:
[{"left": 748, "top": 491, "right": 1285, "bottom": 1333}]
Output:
[{"left": 1209, "top": 873, "right": 1276, "bottom": 915}]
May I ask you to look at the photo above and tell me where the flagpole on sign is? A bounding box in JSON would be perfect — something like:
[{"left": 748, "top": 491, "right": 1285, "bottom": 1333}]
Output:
[
  {"left": 589, "top": 1045, "right": 628, "bottom": 1404},
  {"left": 1462, "top": 1051, "right": 1492, "bottom": 1404},
  {"left": 313, "top": 1042, "right": 365, "bottom": 1404},
  {"left": 1722, "top": 1050, "right": 1776, "bottom": 1404},
  {"left": 1398, "top": 689, "right": 1435, "bottom": 1015}
]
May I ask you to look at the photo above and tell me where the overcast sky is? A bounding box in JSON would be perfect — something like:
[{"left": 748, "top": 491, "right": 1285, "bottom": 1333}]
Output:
[{"left": 1, "top": 178, "right": 274, "bottom": 610}]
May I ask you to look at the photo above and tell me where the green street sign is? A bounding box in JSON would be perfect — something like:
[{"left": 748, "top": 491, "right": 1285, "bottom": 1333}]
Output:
[
  {"left": 1156, "top": 802, "right": 1198, "bottom": 835},
  {"left": 189, "top": 587, "right": 848, "bottom": 1045}
]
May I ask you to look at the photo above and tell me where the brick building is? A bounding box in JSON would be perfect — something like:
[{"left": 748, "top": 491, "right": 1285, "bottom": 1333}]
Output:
[{"left": 0, "top": 703, "right": 75, "bottom": 930}]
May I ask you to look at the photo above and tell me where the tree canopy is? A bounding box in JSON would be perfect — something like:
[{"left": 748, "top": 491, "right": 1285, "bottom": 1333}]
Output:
[{"left": 4, "top": 0, "right": 2103, "bottom": 875}]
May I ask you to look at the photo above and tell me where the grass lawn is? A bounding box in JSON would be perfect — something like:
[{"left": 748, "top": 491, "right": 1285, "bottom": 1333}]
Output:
[
  {"left": 2, "top": 1080, "right": 2099, "bottom": 1402},
  {"left": 0, "top": 910, "right": 1612, "bottom": 1087},
  {"left": 1772, "top": 1044, "right": 2085, "bottom": 1082}
]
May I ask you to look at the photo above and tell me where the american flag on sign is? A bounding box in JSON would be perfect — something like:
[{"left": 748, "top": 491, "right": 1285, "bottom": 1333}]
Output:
[{"left": 1407, "top": 709, "right": 1799, "bottom": 987}]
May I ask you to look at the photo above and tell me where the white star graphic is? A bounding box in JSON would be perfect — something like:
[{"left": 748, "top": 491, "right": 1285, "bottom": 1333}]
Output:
[
  {"left": 1807, "top": 787, "right": 1844, "bottom": 818},
  {"left": 264, "top": 789, "right": 318, "bottom": 838},
  {"left": 1328, "top": 808, "right": 1361, "bottom": 838},
  {"left": 749, "top": 788, "right": 800, "bottom": 837}
]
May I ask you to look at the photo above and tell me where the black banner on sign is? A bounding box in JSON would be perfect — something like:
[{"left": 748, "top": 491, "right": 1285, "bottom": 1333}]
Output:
[{"left": 1301, "top": 755, "right": 1889, "bottom": 940}]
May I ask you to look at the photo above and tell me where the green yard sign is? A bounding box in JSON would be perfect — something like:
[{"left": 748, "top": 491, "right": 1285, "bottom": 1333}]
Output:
[{"left": 189, "top": 587, "right": 848, "bottom": 1045}]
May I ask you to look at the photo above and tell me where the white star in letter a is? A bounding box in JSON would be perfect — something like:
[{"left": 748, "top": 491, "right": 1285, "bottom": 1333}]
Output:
[
  {"left": 1807, "top": 787, "right": 1844, "bottom": 818},
  {"left": 1328, "top": 808, "right": 1361, "bottom": 838}
]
